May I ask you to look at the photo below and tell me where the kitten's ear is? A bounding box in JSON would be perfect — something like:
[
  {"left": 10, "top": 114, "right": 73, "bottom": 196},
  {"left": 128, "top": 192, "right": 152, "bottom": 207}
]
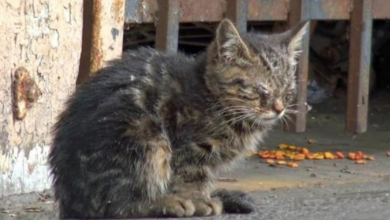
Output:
[
  {"left": 215, "top": 19, "right": 252, "bottom": 65},
  {"left": 280, "top": 21, "right": 309, "bottom": 66}
]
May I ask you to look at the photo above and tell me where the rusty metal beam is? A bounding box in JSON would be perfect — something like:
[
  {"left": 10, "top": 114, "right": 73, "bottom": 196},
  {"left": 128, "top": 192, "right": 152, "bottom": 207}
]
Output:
[
  {"left": 155, "top": 0, "right": 180, "bottom": 53},
  {"left": 77, "top": 0, "right": 126, "bottom": 85},
  {"left": 284, "top": 0, "right": 311, "bottom": 133},
  {"left": 346, "top": 0, "right": 373, "bottom": 133},
  {"left": 226, "top": 0, "right": 248, "bottom": 33},
  {"left": 125, "top": 0, "right": 390, "bottom": 23}
]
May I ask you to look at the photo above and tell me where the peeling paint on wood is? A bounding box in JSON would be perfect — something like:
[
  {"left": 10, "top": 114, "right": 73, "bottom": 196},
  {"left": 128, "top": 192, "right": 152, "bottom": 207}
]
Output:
[
  {"left": 0, "top": 1, "right": 83, "bottom": 196},
  {"left": 0, "top": 145, "right": 52, "bottom": 196}
]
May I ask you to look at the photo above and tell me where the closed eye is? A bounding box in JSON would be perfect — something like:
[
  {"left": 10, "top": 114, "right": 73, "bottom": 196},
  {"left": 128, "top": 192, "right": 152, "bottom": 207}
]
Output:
[{"left": 229, "top": 78, "right": 249, "bottom": 88}]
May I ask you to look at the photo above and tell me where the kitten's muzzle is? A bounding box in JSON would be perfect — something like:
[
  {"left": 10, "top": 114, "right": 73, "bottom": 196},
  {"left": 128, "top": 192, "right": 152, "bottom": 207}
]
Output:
[{"left": 273, "top": 98, "right": 285, "bottom": 114}]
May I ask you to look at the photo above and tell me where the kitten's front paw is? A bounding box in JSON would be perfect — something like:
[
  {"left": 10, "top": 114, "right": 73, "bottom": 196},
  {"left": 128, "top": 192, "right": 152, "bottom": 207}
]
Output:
[
  {"left": 191, "top": 196, "right": 222, "bottom": 216},
  {"left": 157, "top": 195, "right": 195, "bottom": 217}
]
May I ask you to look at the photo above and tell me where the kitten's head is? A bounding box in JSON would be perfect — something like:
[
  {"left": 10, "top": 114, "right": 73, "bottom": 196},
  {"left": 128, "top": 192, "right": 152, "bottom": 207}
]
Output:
[{"left": 205, "top": 19, "right": 308, "bottom": 128}]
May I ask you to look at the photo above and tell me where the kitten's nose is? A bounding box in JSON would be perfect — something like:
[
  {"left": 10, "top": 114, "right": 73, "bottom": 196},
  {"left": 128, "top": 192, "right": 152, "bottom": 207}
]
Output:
[{"left": 273, "top": 99, "right": 285, "bottom": 114}]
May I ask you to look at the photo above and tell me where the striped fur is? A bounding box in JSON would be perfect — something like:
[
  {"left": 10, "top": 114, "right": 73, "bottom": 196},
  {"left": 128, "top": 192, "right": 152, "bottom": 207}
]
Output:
[{"left": 49, "top": 19, "right": 308, "bottom": 219}]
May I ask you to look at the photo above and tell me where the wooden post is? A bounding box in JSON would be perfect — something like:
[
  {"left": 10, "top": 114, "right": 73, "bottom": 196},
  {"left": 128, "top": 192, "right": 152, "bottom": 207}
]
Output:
[
  {"left": 285, "top": 0, "right": 311, "bottom": 132},
  {"left": 76, "top": 0, "right": 126, "bottom": 85},
  {"left": 155, "top": 0, "right": 180, "bottom": 53},
  {"left": 346, "top": 0, "right": 373, "bottom": 133},
  {"left": 225, "top": 0, "right": 248, "bottom": 33}
]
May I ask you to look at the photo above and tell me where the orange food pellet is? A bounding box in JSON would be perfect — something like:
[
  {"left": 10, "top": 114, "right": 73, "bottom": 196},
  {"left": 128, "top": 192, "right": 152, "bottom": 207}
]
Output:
[
  {"left": 387, "top": 151, "right": 390, "bottom": 157},
  {"left": 285, "top": 153, "right": 295, "bottom": 160},
  {"left": 355, "top": 159, "right": 366, "bottom": 164},
  {"left": 266, "top": 159, "right": 275, "bottom": 165},
  {"left": 306, "top": 153, "right": 315, "bottom": 160},
  {"left": 367, "top": 156, "right": 375, "bottom": 161},
  {"left": 287, "top": 162, "right": 299, "bottom": 168},
  {"left": 259, "top": 151, "right": 270, "bottom": 159},
  {"left": 301, "top": 148, "right": 310, "bottom": 155},
  {"left": 324, "top": 152, "right": 334, "bottom": 159},
  {"left": 292, "top": 153, "right": 306, "bottom": 161},
  {"left": 278, "top": 143, "right": 289, "bottom": 150},
  {"left": 275, "top": 150, "right": 285, "bottom": 156},
  {"left": 288, "top": 145, "right": 298, "bottom": 151},
  {"left": 276, "top": 160, "right": 287, "bottom": 165},
  {"left": 355, "top": 151, "right": 363, "bottom": 160},
  {"left": 313, "top": 153, "right": 324, "bottom": 160},
  {"left": 335, "top": 152, "right": 345, "bottom": 159},
  {"left": 268, "top": 154, "right": 276, "bottom": 159},
  {"left": 348, "top": 152, "right": 356, "bottom": 160}
]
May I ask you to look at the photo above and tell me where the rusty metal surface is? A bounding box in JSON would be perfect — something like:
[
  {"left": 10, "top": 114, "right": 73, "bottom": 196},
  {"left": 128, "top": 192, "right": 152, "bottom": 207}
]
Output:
[
  {"left": 155, "top": 0, "right": 180, "bottom": 52},
  {"left": 179, "top": 0, "right": 226, "bottom": 22},
  {"left": 125, "top": 0, "right": 390, "bottom": 23},
  {"left": 226, "top": 0, "right": 248, "bottom": 33},
  {"left": 373, "top": 0, "right": 390, "bottom": 19},
  {"left": 125, "top": 0, "right": 287, "bottom": 23},
  {"left": 248, "top": 0, "right": 288, "bottom": 21},
  {"left": 346, "top": 0, "right": 373, "bottom": 133},
  {"left": 77, "top": 0, "right": 126, "bottom": 85},
  {"left": 310, "top": 0, "right": 352, "bottom": 20}
]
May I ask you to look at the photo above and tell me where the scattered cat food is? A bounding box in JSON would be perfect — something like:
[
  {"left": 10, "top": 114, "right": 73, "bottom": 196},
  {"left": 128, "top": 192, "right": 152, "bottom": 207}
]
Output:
[
  {"left": 287, "top": 162, "right": 299, "bottom": 168},
  {"left": 276, "top": 160, "right": 287, "bottom": 165},
  {"left": 387, "top": 151, "right": 390, "bottom": 157},
  {"left": 324, "top": 152, "right": 334, "bottom": 159},
  {"left": 292, "top": 153, "right": 305, "bottom": 161},
  {"left": 348, "top": 152, "right": 356, "bottom": 160},
  {"left": 335, "top": 152, "right": 345, "bottom": 159},
  {"left": 301, "top": 147, "right": 310, "bottom": 155},
  {"left": 278, "top": 143, "right": 289, "bottom": 150},
  {"left": 312, "top": 153, "right": 325, "bottom": 160},
  {"left": 258, "top": 144, "right": 377, "bottom": 168},
  {"left": 355, "top": 159, "right": 366, "bottom": 165}
]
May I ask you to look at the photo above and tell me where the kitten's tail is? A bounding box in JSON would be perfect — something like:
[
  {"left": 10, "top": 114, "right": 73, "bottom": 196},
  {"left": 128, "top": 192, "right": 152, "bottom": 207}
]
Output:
[{"left": 211, "top": 189, "right": 256, "bottom": 214}]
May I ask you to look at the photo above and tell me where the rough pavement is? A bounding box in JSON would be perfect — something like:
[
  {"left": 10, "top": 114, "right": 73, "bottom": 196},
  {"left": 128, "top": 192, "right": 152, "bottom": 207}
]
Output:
[{"left": 1, "top": 179, "right": 390, "bottom": 220}]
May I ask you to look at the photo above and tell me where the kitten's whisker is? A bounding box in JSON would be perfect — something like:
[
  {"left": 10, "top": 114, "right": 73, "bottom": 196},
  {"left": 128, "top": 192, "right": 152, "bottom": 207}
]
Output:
[
  {"left": 281, "top": 117, "right": 290, "bottom": 130},
  {"left": 229, "top": 114, "right": 251, "bottom": 125}
]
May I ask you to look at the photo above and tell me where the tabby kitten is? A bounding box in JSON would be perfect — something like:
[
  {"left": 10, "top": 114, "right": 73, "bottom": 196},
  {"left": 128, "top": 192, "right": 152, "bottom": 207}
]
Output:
[{"left": 49, "top": 19, "right": 308, "bottom": 219}]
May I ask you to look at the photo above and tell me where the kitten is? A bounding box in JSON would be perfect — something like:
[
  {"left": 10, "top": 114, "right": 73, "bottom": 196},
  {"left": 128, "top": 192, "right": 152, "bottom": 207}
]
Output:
[{"left": 49, "top": 19, "right": 308, "bottom": 219}]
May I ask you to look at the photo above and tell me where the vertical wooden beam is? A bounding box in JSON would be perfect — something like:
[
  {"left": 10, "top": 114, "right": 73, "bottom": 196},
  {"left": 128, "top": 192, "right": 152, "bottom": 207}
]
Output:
[
  {"left": 346, "top": 0, "right": 373, "bottom": 133},
  {"left": 155, "top": 0, "right": 180, "bottom": 53},
  {"left": 285, "top": 0, "right": 311, "bottom": 132},
  {"left": 225, "top": 0, "right": 248, "bottom": 33},
  {"left": 77, "top": 0, "right": 126, "bottom": 85}
]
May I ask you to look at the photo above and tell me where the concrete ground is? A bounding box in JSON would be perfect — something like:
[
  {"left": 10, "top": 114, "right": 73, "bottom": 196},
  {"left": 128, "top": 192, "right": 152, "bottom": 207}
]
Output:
[{"left": 1, "top": 92, "right": 390, "bottom": 220}]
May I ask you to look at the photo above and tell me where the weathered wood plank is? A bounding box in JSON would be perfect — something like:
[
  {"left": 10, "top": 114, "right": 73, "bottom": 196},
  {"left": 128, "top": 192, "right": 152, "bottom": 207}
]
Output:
[
  {"left": 284, "top": 0, "right": 311, "bottom": 133},
  {"left": 346, "top": 0, "right": 373, "bottom": 133}
]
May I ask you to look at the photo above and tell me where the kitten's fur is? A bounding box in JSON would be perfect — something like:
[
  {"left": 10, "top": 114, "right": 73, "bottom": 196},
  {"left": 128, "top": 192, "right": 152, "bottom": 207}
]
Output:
[{"left": 49, "top": 19, "right": 308, "bottom": 219}]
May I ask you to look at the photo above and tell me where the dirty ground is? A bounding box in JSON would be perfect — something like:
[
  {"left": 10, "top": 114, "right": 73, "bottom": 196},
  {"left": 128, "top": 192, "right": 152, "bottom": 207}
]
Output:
[{"left": 1, "top": 92, "right": 390, "bottom": 220}]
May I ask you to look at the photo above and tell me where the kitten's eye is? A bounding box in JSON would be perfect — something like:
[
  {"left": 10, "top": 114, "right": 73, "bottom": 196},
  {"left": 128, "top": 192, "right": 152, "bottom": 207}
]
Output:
[
  {"left": 284, "top": 92, "right": 294, "bottom": 102},
  {"left": 230, "top": 78, "right": 248, "bottom": 88}
]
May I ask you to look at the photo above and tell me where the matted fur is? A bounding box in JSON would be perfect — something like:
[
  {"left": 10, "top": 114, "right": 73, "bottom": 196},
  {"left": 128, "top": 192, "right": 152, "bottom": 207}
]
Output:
[{"left": 49, "top": 19, "right": 308, "bottom": 219}]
